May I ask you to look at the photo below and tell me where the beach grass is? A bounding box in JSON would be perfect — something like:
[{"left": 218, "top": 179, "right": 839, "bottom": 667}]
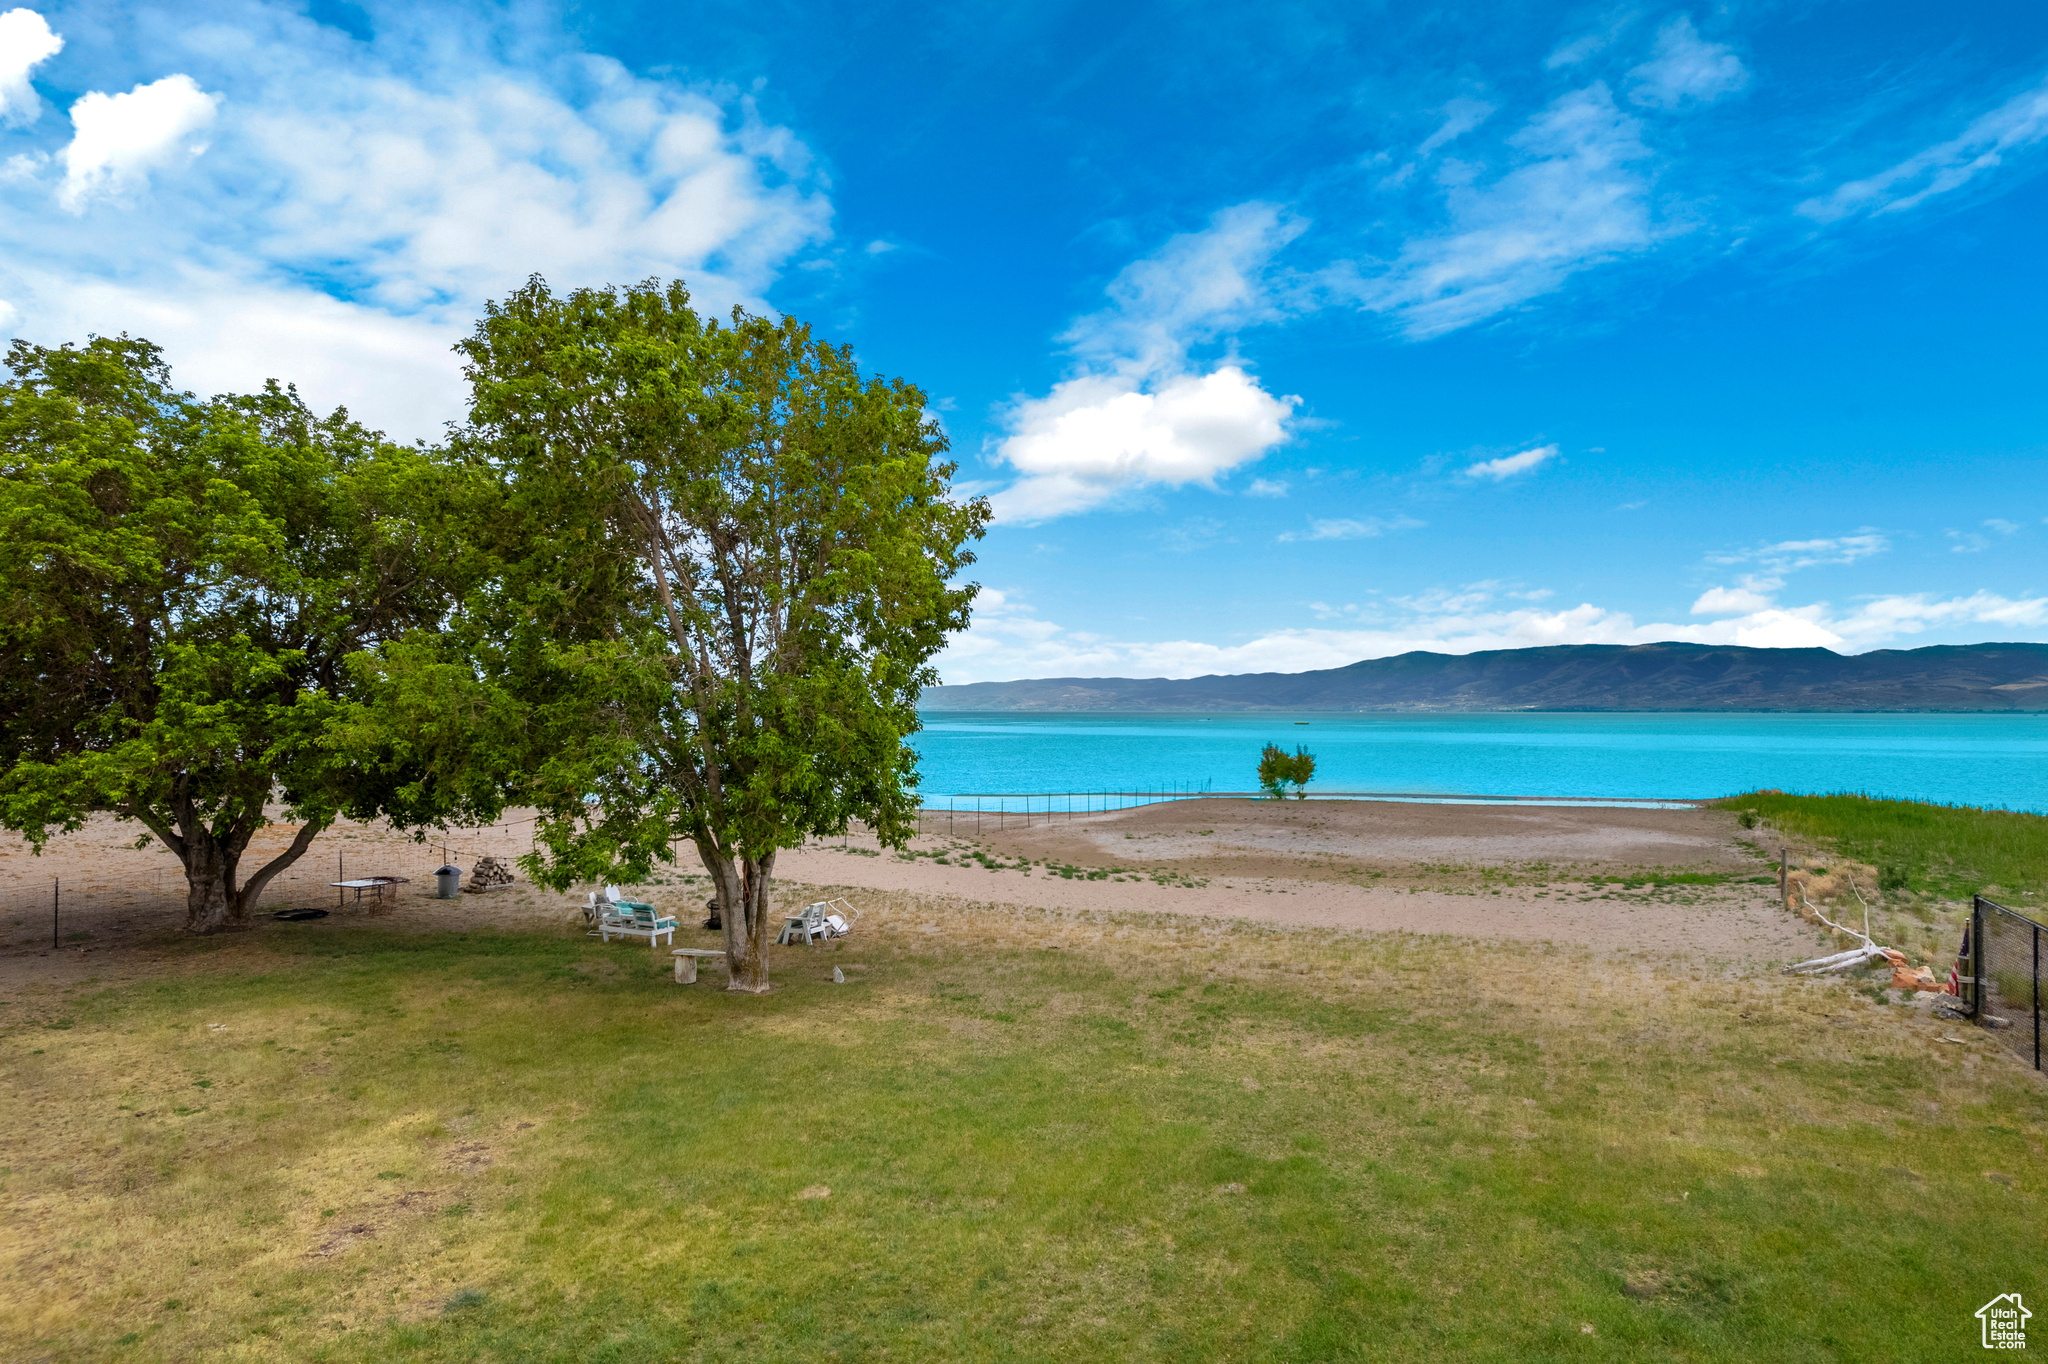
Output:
[
  {"left": 5, "top": 895, "right": 2043, "bottom": 1362},
  {"left": 1717, "top": 791, "right": 2048, "bottom": 905}
]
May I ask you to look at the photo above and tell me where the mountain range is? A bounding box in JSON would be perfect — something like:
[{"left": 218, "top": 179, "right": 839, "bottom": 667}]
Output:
[{"left": 922, "top": 643, "right": 2048, "bottom": 712}]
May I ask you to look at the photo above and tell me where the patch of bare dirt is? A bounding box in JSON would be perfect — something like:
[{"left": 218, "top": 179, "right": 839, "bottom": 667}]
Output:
[
  {"left": 444, "top": 1142, "right": 492, "bottom": 1173},
  {"left": 772, "top": 800, "right": 1824, "bottom": 966},
  {"left": 933, "top": 797, "right": 1759, "bottom": 882},
  {"left": 308, "top": 1223, "right": 376, "bottom": 1258}
]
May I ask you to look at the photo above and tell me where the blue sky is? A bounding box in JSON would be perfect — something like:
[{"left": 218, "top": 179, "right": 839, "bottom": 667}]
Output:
[{"left": 2, "top": 1, "right": 2045, "bottom": 682}]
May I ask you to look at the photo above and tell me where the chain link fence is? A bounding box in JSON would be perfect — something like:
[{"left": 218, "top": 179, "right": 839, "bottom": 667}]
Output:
[
  {"left": 1, "top": 836, "right": 526, "bottom": 948},
  {"left": 1963, "top": 895, "right": 2043, "bottom": 1072}
]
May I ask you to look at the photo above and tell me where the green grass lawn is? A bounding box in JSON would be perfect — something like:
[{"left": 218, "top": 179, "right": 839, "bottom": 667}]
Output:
[
  {"left": 4, "top": 898, "right": 2044, "bottom": 1362},
  {"left": 1718, "top": 790, "right": 2048, "bottom": 904}
]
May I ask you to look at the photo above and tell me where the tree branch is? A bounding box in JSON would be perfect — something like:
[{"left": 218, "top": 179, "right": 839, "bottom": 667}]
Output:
[{"left": 237, "top": 816, "right": 327, "bottom": 912}]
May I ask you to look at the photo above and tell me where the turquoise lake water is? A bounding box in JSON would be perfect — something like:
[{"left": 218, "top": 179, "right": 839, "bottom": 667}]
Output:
[{"left": 907, "top": 712, "right": 2048, "bottom": 812}]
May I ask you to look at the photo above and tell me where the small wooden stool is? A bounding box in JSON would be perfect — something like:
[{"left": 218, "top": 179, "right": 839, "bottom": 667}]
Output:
[{"left": 671, "top": 948, "right": 728, "bottom": 984}]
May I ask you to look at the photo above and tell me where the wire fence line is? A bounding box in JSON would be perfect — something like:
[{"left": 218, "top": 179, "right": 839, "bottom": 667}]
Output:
[
  {"left": 902, "top": 787, "right": 1698, "bottom": 836},
  {"left": 0, "top": 835, "right": 546, "bottom": 947},
  {"left": 1966, "top": 895, "right": 2044, "bottom": 1073}
]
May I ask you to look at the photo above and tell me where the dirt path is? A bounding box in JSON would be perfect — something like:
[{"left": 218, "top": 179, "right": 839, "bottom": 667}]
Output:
[{"left": 776, "top": 854, "right": 1822, "bottom": 969}]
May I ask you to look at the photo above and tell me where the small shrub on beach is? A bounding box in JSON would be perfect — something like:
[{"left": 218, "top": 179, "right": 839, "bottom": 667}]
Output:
[{"left": 1257, "top": 744, "right": 1316, "bottom": 799}]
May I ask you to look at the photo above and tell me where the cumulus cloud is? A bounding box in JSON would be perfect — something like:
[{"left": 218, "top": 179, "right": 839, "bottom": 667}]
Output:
[
  {"left": 0, "top": 7, "right": 60, "bottom": 127},
  {"left": 1799, "top": 73, "right": 2048, "bottom": 223},
  {"left": 990, "top": 204, "right": 1303, "bottom": 523},
  {"left": 0, "top": 3, "right": 833, "bottom": 438},
  {"left": 1277, "top": 515, "right": 1424, "bottom": 543},
  {"left": 1244, "top": 477, "right": 1289, "bottom": 497},
  {"left": 1692, "top": 533, "right": 1898, "bottom": 620},
  {"left": 1831, "top": 590, "right": 2048, "bottom": 643},
  {"left": 935, "top": 584, "right": 1807, "bottom": 682},
  {"left": 1464, "top": 443, "right": 1557, "bottom": 480},
  {"left": 1335, "top": 84, "right": 1657, "bottom": 338},
  {"left": 58, "top": 75, "right": 220, "bottom": 211},
  {"left": 934, "top": 580, "right": 2048, "bottom": 684},
  {"left": 993, "top": 366, "right": 1296, "bottom": 522},
  {"left": 1625, "top": 17, "right": 1748, "bottom": 109},
  {"left": 1691, "top": 584, "right": 1775, "bottom": 615}
]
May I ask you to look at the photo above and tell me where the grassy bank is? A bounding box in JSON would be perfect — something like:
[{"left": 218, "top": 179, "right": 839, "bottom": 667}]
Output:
[
  {"left": 4, "top": 897, "right": 2044, "bottom": 1362},
  {"left": 1718, "top": 791, "right": 2048, "bottom": 905}
]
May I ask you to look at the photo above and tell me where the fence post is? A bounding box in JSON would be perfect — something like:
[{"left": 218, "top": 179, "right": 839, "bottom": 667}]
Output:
[
  {"left": 51, "top": 877, "right": 59, "bottom": 950},
  {"left": 1970, "top": 896, "right": 1983, "bottom": 1018}
]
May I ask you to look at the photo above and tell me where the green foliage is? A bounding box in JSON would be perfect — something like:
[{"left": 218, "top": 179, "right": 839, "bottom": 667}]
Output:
[
  {"left": 1256, "top": 743, "right": 1316, "bottom": 799},
  {"left": 403, "top": 277, "right": 989, "bottom": 988},
  {"left": 0, "top": 336, "right": 477, "bottom": 930},
  {"left": 1719, "top": 790, "right": 2048, "bottom": 900}
]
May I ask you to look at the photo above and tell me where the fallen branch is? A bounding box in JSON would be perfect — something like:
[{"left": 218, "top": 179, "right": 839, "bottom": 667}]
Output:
[
  {"left": 1783, "top": 881, "right": 1899, "bottom": 974},
  {"left": 1784, "top": 942, "right": 1892, "bottom": 975}
]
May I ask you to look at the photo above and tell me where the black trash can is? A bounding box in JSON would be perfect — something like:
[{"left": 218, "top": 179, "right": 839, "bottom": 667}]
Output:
[{"left": 435, "top": 865, "right": 463, "bottom": 899}]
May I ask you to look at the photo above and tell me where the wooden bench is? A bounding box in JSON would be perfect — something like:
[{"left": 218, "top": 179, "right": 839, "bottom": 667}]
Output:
[{"left": 670, "top": 948, "right": 728, "bottom": 984}]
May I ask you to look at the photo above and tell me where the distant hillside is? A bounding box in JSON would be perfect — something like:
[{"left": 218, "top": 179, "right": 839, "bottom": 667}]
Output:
[{"left": 922, "top": 642, "right": 2048, "bottom": 712}]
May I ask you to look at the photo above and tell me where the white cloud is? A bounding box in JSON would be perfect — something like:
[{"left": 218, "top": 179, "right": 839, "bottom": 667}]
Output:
[
  {"left": 1625, "top": 17, "right": 1748, "bottom": 110},
  {"left": 1709, "top": 533, "right": 1890, "bottom": 573},
  {"left": 1834, "top": 590, "right": 2048, "bottom": 640},
  {"left": 14, "top": 264, "right": 466, "bottom": 436},
  {"left": 992, "top": 366, "right": 1296, "bottom": 522},
  {"left": 990, "top": 204, "right": 1303, "bottom": 522},
  {"left": 1546, "top": 15, "right": 1635, "bottom": 71},
  {"left": 0, "top": 4, "right": 833, "bottom": 439},
  {"left": 934, "top": 581, "right": 2048, "bottom": 684},
  {"left": 1691, "top": 584, "right": 1775, "bottom": 615},
  {"left": 1799, "top": 74, "right": 2048, "bottom": 223},
  {"left": 0, "top": 7, "right": 60, "bottom": 127},
  {"left": 1336, "top": 84, "right": 1657, "bottom": 338},
  {"left": 1418, "top": 98, "right": 1495, "bottom": 155},
  {"left": 1986, "top": 517, "right": 2022, "bottom": 535},
  {"left": 1463, "top": 443, "right": 1557, "bottom": 480},
  {"left": 1946, "top": 525, "right": 2011, "bottom": 554},
  {"left": 1278, "top": 515, "right": 1424, "bottom": 543},
  {"left": 1244, "top": 477, "right": 1289, "bottom": 498},
  {"left": 1721, "top": 610, "right": 1842, "bottom": 649},
  {"left": 58, "top": 74, "right": 220, "bottom": 211},
  {"left": 1062, "top": 201, "right": 1304, "bottom": 373}
]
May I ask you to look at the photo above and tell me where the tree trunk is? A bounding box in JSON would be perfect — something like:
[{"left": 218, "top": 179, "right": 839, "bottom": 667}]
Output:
[
  {"left": 182, "top": 836, "right": 237, "bottom": 934},
  {"left": 170, "top": 816, "right": 325, "bottom": 935},
  {"left": 703, "top": 845, "right": 778, "bottom": 993}
]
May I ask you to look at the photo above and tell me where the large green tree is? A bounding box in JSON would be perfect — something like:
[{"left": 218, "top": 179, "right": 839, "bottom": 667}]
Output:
[
  {"left": 433, "top": 276, "right": 987, "bottom": 992},
  {"left": 0, "top": 337, "right": 478, "bottom": 932}
]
